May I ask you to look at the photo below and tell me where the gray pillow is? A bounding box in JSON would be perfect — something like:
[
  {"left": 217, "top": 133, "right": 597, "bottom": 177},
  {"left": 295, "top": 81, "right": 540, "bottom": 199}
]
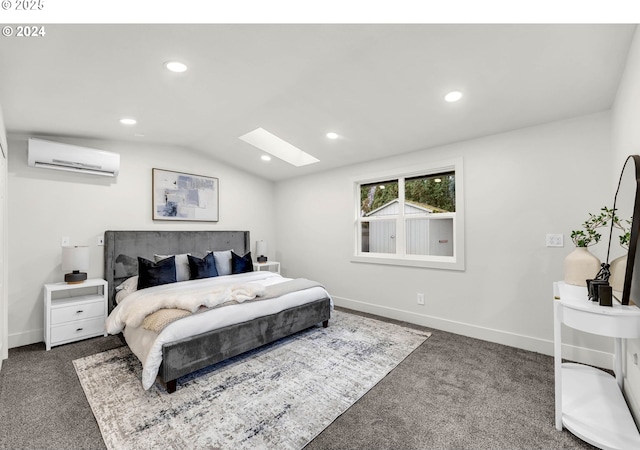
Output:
[{"left": 213, "top": 250, "right": 233, "bottom": 276}]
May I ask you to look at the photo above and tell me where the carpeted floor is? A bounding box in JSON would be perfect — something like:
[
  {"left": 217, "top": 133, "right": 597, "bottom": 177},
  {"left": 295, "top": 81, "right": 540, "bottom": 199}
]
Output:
[
  {"left": 0, "top": 307, "right": 594, "bottom": 449},
  {"left": 74, "top": 310, "right": 429, "bottom": 450}
]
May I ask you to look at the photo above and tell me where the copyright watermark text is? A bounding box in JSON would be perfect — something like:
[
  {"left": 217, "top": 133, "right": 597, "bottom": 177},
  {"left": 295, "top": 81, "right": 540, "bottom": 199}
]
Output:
[
  {"left": 2, "top": 25, "right": 46, "bottom": 37},
  {"left": 1, "top": 0, "right": 45, "bottom": 10}
]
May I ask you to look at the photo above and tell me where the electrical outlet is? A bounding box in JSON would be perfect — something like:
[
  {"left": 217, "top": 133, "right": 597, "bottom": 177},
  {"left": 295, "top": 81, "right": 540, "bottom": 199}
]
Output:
[
  {"left": 417, "top": 293, "right": 425, "bottom": 305},
  {"left": 546, "top": 234, "right": 564, "bottom": 247}
]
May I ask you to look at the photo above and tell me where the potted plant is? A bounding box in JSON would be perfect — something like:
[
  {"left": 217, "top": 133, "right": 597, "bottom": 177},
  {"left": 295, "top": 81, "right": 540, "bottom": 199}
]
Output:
[{"left": 565, "top": 208, "right": 612, "bottom": 286}]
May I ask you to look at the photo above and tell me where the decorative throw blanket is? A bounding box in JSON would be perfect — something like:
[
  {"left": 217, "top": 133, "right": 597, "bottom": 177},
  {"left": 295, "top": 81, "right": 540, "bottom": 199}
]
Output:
[
  {"left": 106, "top": 282, "right": 266, "bottom": 334},
  {"left": 106, "top": 278, "right": 325, "bottom": 335},
  {"left": 142, "top": 278, "right": 325, "bottom": 333},
  {"left": 142, "top": 308, "right": 193, "bottom": 332}
]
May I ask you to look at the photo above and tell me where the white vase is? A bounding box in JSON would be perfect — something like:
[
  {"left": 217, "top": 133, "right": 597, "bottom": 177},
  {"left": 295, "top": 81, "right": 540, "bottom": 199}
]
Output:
[
  {"left": 564, "top": 247, "right": 601, "bottom": 287},
  {"left": 609, "top": 254, "right": 628, "bottom": 293}
]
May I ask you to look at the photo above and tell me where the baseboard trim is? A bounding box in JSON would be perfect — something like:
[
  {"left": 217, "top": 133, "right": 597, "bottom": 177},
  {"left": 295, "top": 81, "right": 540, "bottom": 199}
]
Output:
[
  {"left": 8, "top": 299, "right": 614, "bottom": 369},
  {"left": 333, "top": 296, "right": 614, "bottom": 370},
  {"left": 8, "top": 328, "right": 42, "bottom": 349}
]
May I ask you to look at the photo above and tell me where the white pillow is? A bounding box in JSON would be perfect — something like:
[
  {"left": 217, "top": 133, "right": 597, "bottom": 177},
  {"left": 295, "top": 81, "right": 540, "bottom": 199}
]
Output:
[
  {"left": 154, "top": 253, "right": 191, "bottom": 282},
  {"left": 115, "top": 275, "right": 138, "bottom": 292},
  {"left": 213, "top": 250, "right": 233, "bottom": 276},
  {"left": 115, "top": 276, "right": 138, "bottom": 304}
]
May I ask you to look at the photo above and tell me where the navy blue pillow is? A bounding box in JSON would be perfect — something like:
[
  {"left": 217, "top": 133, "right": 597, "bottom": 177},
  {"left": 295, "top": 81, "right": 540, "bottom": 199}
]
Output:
[
  {"left": 137, "top": 256, "right": 177, "bottom": 290},
  {"left": 231, "top": 251, "right": 253, "bottom": 274},
  {"left": 188, "top": 253, "right": 219, "bottom": 280}
]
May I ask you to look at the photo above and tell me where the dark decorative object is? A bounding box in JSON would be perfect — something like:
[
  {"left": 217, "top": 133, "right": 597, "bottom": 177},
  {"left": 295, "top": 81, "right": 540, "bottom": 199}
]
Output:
[
  {"left": 587, "top": 279, "right": 609, "bottom": 302},
  {"left": 605, "top": 155, "right": 640, "bottom": 305},
  {"left": 598, "top": 284, "right": 613, "bottom": 307},
  {"left": 64, "top": 270, "right": 87, "bottom": 284},
  {"left": 595, "top": 262, "right": 611, "bottom": 282}
]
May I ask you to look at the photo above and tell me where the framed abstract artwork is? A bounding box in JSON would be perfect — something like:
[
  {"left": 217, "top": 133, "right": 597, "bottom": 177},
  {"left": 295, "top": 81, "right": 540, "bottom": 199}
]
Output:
[{"left": 152, "top": 168, "right": 219, "bottom": 222}]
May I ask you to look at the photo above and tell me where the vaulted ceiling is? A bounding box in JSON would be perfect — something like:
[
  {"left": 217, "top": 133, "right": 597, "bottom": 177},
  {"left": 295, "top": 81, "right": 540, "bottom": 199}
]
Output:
[{"left": 0, "top": 24, "right": 635, "bottom": 180}]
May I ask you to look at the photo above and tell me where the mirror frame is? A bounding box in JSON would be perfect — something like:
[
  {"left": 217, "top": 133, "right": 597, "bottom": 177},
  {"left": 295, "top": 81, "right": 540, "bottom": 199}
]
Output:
[{"left": 609, "top": 155, "right": 640, "bottom": 305}]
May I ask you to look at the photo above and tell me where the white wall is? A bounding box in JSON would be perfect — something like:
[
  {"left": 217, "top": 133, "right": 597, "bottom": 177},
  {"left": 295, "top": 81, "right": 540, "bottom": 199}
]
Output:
[
  {"left": 611, "top": 26, "right": 640, "bottom": 423},
  {"left": 7, "top": 135, "right": 276, "bottom": 348},
  {"left": 276, "top": 112, "right": 613, "bottom": 366}
]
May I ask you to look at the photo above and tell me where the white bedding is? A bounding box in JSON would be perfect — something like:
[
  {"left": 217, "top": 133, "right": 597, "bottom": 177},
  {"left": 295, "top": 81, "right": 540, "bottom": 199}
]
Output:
[{"left": 106, "top": 271, "right": 332, "bottom": 390}]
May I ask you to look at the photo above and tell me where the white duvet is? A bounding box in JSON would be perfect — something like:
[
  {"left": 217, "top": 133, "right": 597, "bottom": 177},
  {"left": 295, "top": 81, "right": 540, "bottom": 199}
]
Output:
[
  {"left": 105, "top": 271, "right": 332, "bottom": 390},
  {"left": 106, "top": 280, "right": 267, "bottom": 332}
]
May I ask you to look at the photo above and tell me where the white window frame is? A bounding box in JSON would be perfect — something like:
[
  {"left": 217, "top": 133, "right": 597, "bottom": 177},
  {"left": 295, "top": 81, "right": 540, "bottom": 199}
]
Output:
[{"left": 351, "top": 157, "right": 464, "bottom": 271}]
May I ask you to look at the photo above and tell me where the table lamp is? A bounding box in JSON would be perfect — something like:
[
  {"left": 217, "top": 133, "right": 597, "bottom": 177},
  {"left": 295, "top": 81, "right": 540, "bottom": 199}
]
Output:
[
  {"left": 256, "top": 240, "right": 268, "bottom": 263},
  {"left": 62, "top": 245, "right": 89, "bottom": 283}
]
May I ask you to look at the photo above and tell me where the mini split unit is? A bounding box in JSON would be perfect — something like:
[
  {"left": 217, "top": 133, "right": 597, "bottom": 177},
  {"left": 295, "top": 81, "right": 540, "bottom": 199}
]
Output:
[{"left": 28, "top": 138, "right": 120, "bottom": 177}]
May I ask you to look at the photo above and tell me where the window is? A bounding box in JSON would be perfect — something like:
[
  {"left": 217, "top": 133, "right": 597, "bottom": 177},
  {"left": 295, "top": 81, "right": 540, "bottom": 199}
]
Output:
[{"left": 353, "top": 158, "right": 464, "bottom": 270}]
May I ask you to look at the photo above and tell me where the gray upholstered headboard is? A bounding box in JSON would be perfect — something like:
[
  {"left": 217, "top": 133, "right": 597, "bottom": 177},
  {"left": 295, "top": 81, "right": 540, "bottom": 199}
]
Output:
[{"left": 103, "top": 230, "right": 250, "bottom": 311}]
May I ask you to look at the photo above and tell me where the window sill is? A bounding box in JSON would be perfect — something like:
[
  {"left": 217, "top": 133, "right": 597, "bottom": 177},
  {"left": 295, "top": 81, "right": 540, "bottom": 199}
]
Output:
[{"left": 351, "top": 254, "right": 464, "bottom": 271}]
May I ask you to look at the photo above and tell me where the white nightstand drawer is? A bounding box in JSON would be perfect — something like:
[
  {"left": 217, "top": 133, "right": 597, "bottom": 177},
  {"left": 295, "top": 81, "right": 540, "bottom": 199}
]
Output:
[
  {"left": 51, "top": 299, "right": 104, "bottom": 325},
  {"left": 51, "top": 317, "right": 105, "bottom": 344}
]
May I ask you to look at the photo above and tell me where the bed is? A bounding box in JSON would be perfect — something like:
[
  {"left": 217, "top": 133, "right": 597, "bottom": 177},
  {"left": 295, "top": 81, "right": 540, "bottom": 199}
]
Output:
[{"left": 103, "top": 230, "right": 332, "bottom": 393}]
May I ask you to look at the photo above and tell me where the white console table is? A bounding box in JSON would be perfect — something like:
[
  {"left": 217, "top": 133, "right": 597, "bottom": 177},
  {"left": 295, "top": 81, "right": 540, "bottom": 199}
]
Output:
[{"left": 554, "top": 281, "right": 640, "bottom": 449}]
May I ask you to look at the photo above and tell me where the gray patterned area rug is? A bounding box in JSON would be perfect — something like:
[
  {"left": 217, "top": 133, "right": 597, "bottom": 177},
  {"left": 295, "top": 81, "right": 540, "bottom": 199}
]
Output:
[{"left": 74, "top": 310, "right": 430, "bottom": 450}]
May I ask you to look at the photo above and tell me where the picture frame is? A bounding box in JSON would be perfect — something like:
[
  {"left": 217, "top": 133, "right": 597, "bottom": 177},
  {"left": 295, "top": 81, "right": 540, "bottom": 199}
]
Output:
[{"left": 152, "top": 168, "right": 219, "bottom": 222}]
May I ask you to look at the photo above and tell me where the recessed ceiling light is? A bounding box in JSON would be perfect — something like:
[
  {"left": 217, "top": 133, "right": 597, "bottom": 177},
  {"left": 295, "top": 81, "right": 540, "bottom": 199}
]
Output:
[
  {"left": 239, "top": 128, "right": 319, "bottom": 167},
  {"left": 165, "top": 61, "right": 188, "bottom": 73},
  {"left": 326, "top": 132, "right": 339, "bottom": 140},
  {"left": 261, "top": 155, "right": 271, "bottom": 162},
  {"left": 434, "top": 178, "right": 442, "bottom": 183},
  {"left": 444, "top": 91, "right": 463, "bottom": 103},
  {"left": 119, "top": 118, "right": 137, "bottom": 126}
]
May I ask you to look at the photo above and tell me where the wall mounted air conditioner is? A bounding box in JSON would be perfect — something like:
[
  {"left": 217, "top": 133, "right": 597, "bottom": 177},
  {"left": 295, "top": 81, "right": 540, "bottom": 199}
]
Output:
[{"left": 28, "top": 138, "right": 120, "bottom": 177}]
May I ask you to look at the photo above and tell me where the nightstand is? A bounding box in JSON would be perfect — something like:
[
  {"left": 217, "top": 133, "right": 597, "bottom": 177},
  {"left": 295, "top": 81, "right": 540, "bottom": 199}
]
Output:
[
  {"left": 253, "top": 261, "right": 280, "bottom": 274},
  {"left": 44, "top": 278, "right": 108, "bottom": 351}
]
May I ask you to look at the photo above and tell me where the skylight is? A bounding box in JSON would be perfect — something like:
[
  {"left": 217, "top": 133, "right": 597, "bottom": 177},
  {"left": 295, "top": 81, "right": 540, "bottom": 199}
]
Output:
[{"left": 239, "top": 128, "right": 319, "bottom": 167}]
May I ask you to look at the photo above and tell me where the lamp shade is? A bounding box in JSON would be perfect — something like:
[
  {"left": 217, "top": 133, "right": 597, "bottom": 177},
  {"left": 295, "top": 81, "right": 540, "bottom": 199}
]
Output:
[
  {"left": 62, "top": 246, "right": 89, "bottom": 283},
  {"left": 256, "top": 240, "right": 268, "bottom": 263}
]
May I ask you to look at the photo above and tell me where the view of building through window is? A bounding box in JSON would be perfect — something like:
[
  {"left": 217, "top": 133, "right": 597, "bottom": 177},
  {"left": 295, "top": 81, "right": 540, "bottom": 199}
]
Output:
[{"left": 357, "top": 171, "right": 457, "bottom": 260}]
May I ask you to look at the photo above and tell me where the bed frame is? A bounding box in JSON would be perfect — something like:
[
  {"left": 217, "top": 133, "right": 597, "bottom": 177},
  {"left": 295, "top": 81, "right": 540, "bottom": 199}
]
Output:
[{"left": 103, "top": 230, "right": 331, "bottom": 393}]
